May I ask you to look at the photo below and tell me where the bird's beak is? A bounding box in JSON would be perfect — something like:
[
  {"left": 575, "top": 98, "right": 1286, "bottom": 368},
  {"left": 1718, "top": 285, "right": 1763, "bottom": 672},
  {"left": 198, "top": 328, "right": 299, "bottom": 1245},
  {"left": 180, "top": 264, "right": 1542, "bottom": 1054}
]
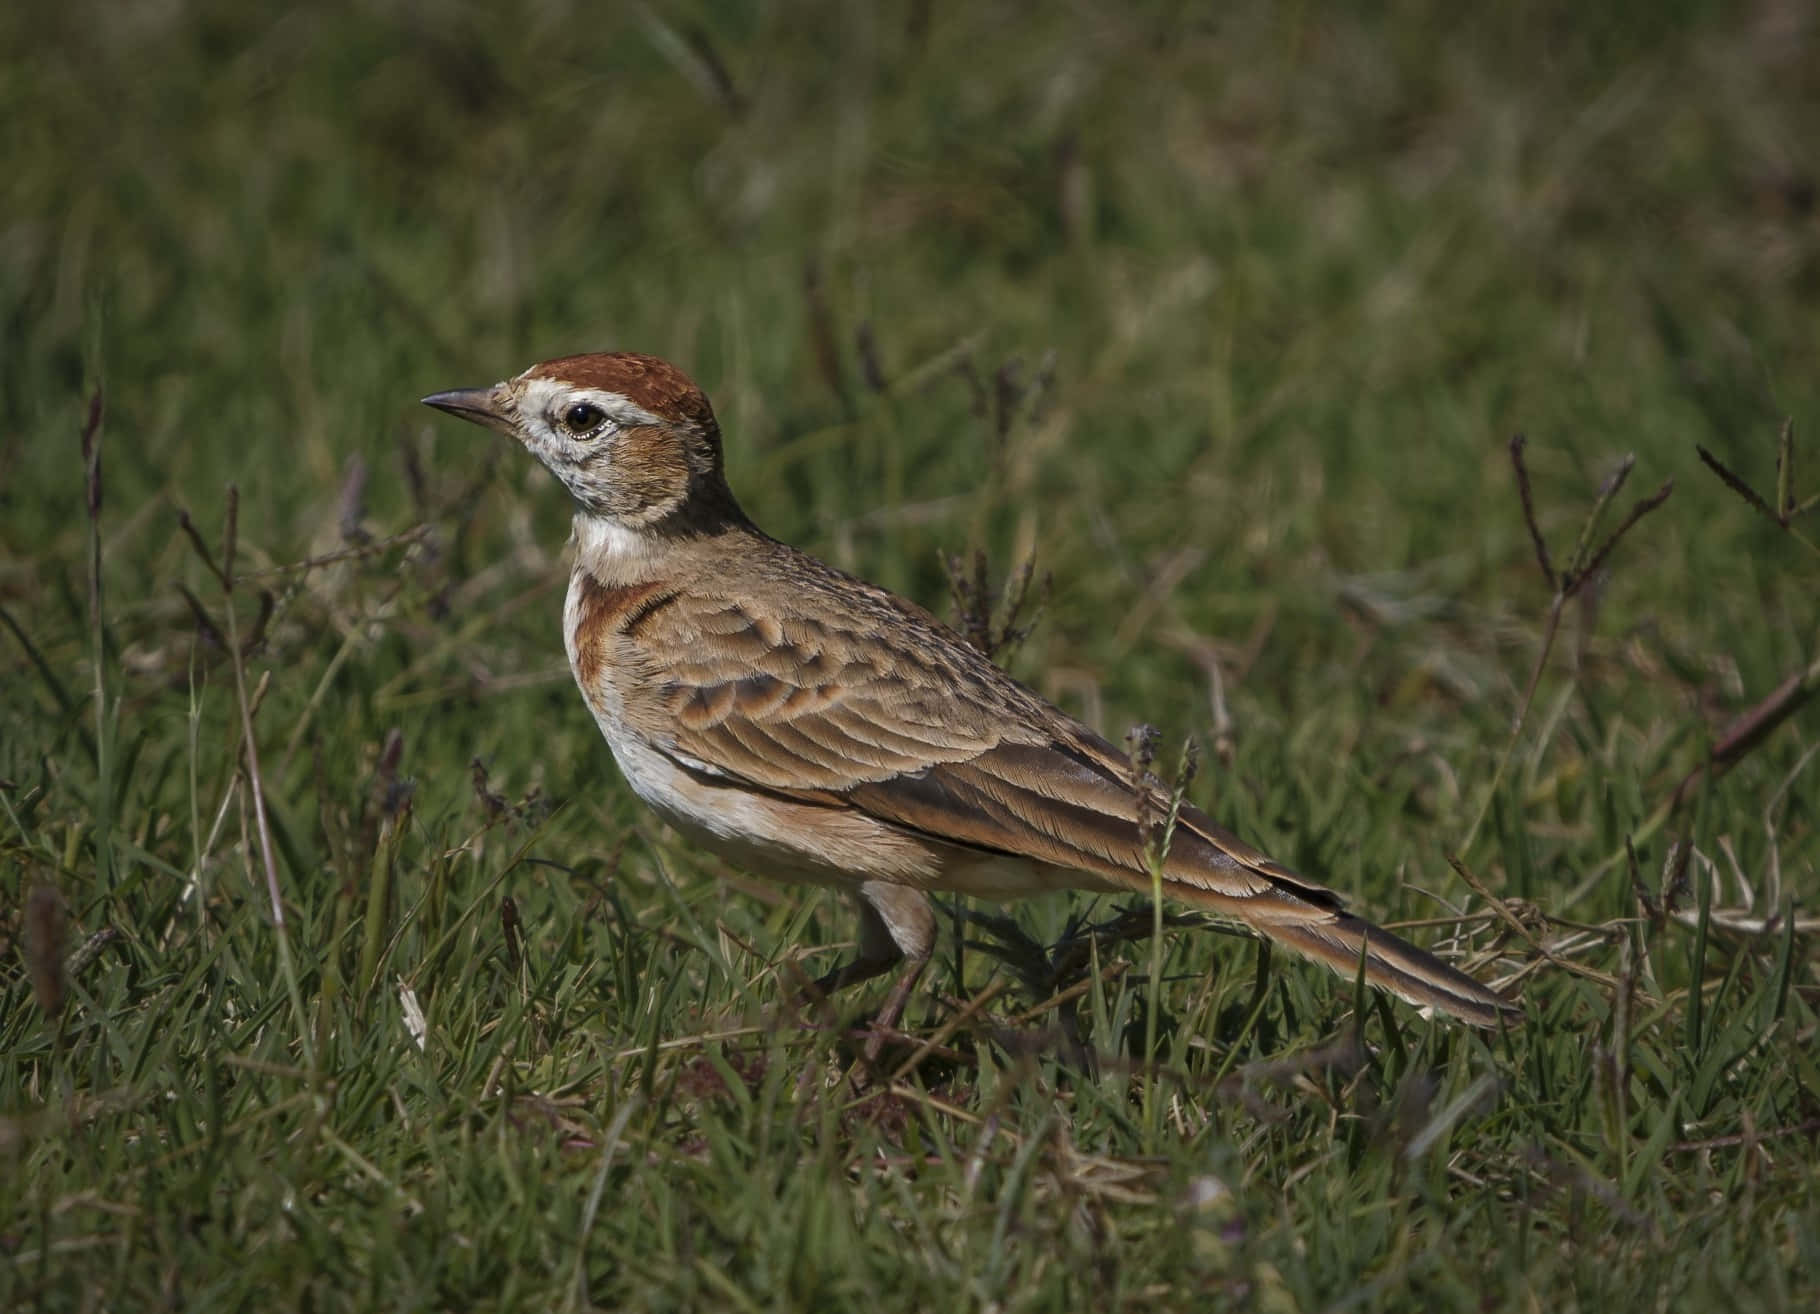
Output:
[{"left": 421, "top": 384, "right": 518, "bottom": 439}]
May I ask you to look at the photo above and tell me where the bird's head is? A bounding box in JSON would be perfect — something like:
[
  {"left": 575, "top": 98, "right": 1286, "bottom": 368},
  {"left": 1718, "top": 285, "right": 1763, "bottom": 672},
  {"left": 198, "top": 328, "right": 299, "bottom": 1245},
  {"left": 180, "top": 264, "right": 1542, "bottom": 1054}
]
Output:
[{"left": 423, "top": 352, "right": 743, "bottom": 533}]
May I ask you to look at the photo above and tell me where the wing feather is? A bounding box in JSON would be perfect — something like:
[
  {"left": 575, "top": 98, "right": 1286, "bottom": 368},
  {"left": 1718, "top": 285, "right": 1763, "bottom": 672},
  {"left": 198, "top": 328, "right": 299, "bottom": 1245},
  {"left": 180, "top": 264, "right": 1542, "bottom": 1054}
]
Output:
[{"left": 608, "top": 571, "right": 1514, "bottom": 1025}]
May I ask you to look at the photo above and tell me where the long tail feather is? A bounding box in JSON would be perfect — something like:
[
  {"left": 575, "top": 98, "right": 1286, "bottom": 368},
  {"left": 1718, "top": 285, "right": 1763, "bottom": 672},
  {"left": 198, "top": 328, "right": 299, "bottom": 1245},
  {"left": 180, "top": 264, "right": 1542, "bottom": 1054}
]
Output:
[{"left": 1164, "top": 881, "right": 1517, "bottom": 1028}]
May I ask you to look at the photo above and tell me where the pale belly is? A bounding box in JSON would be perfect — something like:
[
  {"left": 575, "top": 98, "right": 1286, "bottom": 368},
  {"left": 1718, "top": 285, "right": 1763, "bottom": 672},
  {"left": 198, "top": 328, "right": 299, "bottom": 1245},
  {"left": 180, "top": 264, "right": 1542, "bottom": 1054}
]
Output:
[{"left": 599, "top": 727, "right": 1079, "bottom": 900}]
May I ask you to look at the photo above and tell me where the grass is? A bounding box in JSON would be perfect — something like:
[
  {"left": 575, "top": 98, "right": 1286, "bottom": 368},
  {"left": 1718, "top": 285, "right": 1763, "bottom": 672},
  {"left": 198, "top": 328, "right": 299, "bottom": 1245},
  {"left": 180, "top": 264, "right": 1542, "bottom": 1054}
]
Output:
[{"left": 4, "top": 1, "right": 1819, "bottom": 1308}]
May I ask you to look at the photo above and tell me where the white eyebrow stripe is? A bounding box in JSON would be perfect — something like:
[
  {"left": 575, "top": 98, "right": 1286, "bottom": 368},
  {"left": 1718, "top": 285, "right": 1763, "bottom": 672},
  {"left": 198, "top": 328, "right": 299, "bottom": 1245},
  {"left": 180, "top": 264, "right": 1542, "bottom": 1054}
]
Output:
[{"left": 516, "top": 376, "right": 667, "bottom": 428}]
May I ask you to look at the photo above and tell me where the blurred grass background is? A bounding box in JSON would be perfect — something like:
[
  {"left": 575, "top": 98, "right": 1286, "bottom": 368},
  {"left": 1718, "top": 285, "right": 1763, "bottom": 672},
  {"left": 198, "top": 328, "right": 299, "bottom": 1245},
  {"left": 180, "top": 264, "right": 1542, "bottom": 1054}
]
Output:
[{"left": 4, "top": 0, "right": 1819, "bottom": 1309}]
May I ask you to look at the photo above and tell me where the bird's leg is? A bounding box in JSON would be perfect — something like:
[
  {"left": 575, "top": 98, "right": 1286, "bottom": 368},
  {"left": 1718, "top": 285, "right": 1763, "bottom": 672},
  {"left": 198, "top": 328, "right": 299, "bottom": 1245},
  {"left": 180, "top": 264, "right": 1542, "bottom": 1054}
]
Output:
[
  {"left": 854, "top": 883, "right": 935, "bottom": 1064},
  {"left": 863, "top": 954, "right": 931, "bottom": 1063},
  {"left": 802, "top": 882, "right": 935, "bottom": 1064},
  {"left": 806, "top": 894, "right": 904, "bottom": 1002}
]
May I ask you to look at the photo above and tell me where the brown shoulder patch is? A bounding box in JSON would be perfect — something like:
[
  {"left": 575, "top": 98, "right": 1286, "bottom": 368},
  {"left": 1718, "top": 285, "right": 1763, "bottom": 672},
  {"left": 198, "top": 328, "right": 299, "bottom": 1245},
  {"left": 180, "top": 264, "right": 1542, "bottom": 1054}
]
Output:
[
  {"left": 526, "top": 353, "right": 716, "bottom": 429},
  {"left": 572, "top": 573, "right": 676, "bottom": 685}
]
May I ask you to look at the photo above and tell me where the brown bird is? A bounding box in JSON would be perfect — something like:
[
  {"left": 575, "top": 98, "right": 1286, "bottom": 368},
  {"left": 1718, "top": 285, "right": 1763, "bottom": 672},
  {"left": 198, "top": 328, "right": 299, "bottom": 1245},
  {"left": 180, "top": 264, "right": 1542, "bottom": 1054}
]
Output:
[{"left": 424, "top": 353, "right": 1516, "bottom": 1035}]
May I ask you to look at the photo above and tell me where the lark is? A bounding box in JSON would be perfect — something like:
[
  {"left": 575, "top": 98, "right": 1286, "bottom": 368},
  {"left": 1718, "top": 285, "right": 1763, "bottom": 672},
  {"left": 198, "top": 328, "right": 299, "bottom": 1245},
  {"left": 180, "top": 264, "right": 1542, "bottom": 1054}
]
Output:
[{"left": 424, "top": 353, "right": 1516, "bottom": 1035}]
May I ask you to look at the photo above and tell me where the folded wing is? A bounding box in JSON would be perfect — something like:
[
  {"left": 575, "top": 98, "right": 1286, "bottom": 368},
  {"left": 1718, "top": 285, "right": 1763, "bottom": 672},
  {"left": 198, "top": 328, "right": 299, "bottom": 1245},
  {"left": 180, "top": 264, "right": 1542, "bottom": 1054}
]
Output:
[{"left": 619, "top": 576, "right": 1515, "bottom": 1027}]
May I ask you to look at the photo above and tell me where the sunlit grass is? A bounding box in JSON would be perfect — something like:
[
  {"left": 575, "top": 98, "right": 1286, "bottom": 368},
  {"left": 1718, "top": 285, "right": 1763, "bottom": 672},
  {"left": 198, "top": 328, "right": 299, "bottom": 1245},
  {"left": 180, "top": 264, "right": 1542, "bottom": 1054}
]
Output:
[{"left": 4, "top": 2, "right": 1818, "bottom": 1309}]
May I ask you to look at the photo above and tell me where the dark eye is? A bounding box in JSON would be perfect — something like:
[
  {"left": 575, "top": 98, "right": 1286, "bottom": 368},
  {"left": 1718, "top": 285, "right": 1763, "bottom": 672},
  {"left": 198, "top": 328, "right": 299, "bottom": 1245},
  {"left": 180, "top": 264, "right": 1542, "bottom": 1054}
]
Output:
[{"left": 560, "top": 402, "right": 606, "bottom": 435}]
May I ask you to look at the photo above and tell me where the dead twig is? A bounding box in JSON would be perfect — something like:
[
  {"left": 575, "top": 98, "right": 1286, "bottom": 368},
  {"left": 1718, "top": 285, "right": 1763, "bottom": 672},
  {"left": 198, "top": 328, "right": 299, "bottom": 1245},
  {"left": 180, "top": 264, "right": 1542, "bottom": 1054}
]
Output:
[
  {"left": 1459, "top": 437, "right": 1673, "bottom": 855},
  {"left": 1669, "top": 653, "right": 1820, "bottom": 811}
]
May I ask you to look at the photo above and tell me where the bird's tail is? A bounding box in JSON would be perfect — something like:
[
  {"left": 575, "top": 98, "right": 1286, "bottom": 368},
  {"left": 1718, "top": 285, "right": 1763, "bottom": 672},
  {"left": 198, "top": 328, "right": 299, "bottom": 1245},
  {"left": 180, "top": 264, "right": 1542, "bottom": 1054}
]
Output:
[
  {"left": 839, "top": 736, "right": 1518, "bottom": 1026},
  {"left": 1162, "top": 876, "right": 1518, "bottom": 1028}
]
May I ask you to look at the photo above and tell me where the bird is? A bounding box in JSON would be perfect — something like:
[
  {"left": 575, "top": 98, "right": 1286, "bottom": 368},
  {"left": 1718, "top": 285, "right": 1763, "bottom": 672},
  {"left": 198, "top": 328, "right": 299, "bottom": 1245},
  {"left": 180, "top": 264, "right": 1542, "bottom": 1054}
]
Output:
[{"left": 423, "top": 352, "right": 1517, "bottom": 1040}]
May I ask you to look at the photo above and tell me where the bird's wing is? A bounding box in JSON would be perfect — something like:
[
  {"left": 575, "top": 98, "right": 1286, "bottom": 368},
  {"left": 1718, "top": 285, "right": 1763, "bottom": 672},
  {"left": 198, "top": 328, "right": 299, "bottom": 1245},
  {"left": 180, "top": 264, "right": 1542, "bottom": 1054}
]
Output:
[
  {"left": 612, "top": 584, "right": 1009, "bottom": 787},
  {"left": 612, "top": 577, "right": 1319, "bottom": 895},
  {"left": 607, "top": 572, "right": 1515, "bottom": 1026}
]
